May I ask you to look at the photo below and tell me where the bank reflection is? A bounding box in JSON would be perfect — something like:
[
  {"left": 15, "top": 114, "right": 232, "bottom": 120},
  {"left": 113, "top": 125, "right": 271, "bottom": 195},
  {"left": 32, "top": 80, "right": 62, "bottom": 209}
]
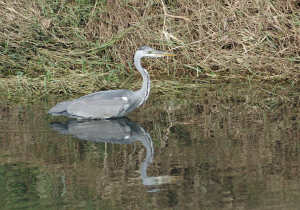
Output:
[{"left": 50, "top": 117, "right": 180, "bottom": 190}]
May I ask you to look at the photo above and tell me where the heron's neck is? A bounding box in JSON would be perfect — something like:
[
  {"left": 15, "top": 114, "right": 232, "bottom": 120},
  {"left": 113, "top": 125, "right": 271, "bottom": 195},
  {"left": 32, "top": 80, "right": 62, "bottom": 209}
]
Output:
[{"left": 135, "top": 56, "right": 150, "bottom": 107}]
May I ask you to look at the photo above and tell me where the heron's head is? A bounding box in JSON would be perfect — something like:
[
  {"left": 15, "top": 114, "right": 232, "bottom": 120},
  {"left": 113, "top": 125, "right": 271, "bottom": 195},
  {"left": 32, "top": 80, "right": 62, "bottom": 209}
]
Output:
[{"left": 136, "top": 46, "right": 176, "bottom": 58}]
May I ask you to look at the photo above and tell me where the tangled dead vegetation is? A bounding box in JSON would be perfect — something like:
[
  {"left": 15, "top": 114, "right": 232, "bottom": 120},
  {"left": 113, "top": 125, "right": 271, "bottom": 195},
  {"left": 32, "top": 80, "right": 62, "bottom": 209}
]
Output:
[{"left": 0, "top": 0, "right": 299, "bottom": 98}]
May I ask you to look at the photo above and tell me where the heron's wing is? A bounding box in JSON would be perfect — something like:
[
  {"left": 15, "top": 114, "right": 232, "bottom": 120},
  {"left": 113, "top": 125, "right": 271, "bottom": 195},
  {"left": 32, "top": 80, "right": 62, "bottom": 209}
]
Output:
[
  {"left": 67, "top": 96, "right": 131, "bottom": 119},
  {"left": 49, "top": 100, "right": 73, "bottom": 114}
]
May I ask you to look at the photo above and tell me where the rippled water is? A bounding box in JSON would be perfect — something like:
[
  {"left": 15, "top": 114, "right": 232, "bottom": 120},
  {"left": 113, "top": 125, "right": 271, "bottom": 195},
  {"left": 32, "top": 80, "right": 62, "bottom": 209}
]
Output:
[{"left": 0, "top": 88, "right": 299, "bottom": 209}]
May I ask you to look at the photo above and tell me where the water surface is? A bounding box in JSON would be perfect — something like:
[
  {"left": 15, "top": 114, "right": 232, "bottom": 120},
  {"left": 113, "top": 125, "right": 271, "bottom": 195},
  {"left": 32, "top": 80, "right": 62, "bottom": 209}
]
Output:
[{"left": 0, "top": 87, "right": 299, "bottom": 209}]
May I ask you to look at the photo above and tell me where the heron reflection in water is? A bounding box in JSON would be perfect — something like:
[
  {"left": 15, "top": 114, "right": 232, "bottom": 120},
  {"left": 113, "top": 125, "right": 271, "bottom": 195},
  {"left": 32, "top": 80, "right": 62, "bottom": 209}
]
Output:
[
  {"left": 50, "top": 118, "right": 181, "bottom": 188},
  {"left": 49, "top": 47, "right": 176, "bottom": 119}
]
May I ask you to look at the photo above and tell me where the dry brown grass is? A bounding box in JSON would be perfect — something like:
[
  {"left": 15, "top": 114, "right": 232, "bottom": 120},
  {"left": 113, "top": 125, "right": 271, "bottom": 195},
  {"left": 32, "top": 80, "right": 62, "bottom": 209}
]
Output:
[{"left": 0, "top": 0, "right": 299, "bottom": 99}]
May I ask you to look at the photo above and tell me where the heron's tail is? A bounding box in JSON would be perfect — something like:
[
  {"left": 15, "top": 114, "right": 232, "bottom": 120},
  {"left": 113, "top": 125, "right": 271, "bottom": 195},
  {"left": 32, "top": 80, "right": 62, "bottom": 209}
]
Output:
[{"left": 48, "top": 101, "right": 73, "bottom": 114}]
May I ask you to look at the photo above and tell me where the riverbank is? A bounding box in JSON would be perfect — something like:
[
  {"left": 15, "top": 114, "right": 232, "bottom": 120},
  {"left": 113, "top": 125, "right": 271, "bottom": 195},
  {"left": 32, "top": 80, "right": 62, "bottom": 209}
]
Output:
[{"left": 0, "top": 0, "right": 299, "bottom": 101}]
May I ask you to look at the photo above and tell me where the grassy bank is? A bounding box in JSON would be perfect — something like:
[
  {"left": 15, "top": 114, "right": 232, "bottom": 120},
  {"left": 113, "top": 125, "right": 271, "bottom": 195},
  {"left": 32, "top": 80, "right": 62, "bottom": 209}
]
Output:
[{"left": 0, "top": 0, "right": 299, "bottom": 100}]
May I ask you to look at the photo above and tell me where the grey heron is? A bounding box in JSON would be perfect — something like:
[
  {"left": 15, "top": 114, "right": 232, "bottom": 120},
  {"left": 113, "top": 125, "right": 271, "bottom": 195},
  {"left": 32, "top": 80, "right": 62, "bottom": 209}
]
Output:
[{"left": 48, "top": 46, "right": 176, "bottom": 119}]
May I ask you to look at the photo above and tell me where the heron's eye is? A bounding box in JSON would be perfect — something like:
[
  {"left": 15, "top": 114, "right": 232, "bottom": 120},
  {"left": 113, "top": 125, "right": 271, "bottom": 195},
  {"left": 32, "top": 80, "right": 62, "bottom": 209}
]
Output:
[{"left": 147, "top": 50, "right": 153, "bottom": 54}]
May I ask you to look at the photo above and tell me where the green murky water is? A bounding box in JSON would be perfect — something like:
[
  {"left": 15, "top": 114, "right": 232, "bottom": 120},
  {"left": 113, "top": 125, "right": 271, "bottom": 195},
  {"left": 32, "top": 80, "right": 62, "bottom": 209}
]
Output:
[{"left": 0, "top": 86, "right": 299, "bottom": 209}]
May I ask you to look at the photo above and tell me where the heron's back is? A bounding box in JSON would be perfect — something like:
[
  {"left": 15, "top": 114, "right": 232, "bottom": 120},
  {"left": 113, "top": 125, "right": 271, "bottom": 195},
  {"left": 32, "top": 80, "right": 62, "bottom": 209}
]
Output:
[{"left": 49, "top": 89, "right": 137, "bottom": 119}]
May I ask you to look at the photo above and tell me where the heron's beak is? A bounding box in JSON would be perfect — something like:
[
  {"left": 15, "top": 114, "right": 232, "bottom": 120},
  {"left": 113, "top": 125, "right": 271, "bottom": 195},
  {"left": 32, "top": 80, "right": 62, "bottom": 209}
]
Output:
[{"left": 154, "top": 51, "right": 177, "bottom": 57}]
